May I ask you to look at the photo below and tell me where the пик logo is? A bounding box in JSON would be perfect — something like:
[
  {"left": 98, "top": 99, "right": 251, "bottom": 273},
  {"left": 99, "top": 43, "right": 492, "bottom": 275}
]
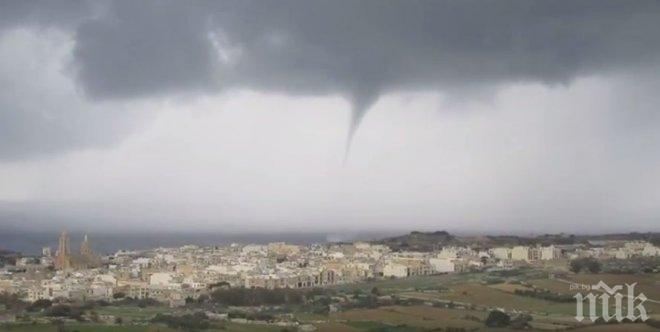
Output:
[{"left": 574, "top": 281, "right": 648, "bottom": 322}]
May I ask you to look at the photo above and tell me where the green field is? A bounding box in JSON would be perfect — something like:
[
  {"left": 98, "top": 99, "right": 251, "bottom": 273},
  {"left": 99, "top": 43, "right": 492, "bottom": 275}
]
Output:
[
  {"left": 3, "top": 271, "right": 659, "bottom": 331},
  {"left": 333, "top": 272, "right": 486, "bottom": 294},
  {"left": 95, "top": 306, "right": 172, "bottom": 321}
]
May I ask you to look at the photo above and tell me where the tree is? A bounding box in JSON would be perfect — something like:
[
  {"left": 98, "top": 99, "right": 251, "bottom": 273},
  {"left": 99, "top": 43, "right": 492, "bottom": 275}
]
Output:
[
  {"left": 585, "top": 258, "right": 601, "bottom": 273},
  {"left": 570, "top": 257, "right": 601, "bottom": 274},
  {"left": 210, "top": 287, "right": 305, "bottom": 306},
  {"left": 569, "top": 259, "right": 582, "bottom": 273},
  {"left": 197, "top": 294, "right": 210, "bottom": 304},
  {"left": 485, "top": 310, "right": 510, "bottom": 327},
  {"left": 27, "top": 299, "right": 52, "bottom": 312}
]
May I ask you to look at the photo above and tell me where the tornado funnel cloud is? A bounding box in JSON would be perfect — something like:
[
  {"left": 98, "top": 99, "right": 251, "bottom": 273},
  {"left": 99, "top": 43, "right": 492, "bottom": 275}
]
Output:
[{"left": 344, "top": 92, "right": 378, "bottom": 164}]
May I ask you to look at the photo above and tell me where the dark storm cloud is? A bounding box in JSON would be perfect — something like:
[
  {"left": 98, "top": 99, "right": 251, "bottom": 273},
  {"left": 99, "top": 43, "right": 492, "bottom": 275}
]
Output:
[
  {"left": 2, "top": 0, "right": 660, "bottom": 159},
  {"left": 73, "top": 1, "right": 219, "bottom": 98},
  {"left": 0, "top": 0, "right": 91, "bottom": 29},
  {"left": 69, "top": 0, "right": 660, "bottom": 141}
]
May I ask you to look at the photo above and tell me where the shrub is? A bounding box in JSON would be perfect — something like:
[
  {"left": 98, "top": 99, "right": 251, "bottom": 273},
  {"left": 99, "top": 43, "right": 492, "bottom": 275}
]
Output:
[
  {"left": 210, "top": 287, "right": 316, "bottom": 306},
  {"left": 485, "top": 310, "right": 510, "bottom": 327},
  {"left": 45, "top": 305, "right": 84, "bottom": 321},
  {"left": 152, "top": 312, "right": 211, "bottom": 330},
  {"left": 514, "top": 289, "right": 573, "bottom": 303},
  {"left": 570, "top": 257, "right": 601, "bottom": 273},
  {"left": 27, "top": 299, "right": 52, "bottom": 312}
]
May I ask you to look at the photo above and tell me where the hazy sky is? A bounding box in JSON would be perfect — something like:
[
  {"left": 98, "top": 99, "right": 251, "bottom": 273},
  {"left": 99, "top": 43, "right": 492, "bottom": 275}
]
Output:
[{"left": 1, "top": 1, "right": 660, "bottom": 234}]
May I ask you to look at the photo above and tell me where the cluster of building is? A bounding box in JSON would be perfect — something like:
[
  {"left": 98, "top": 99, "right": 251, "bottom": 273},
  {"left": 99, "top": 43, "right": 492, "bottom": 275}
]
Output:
[
  {"left": 578, "top": 240, "right": 660, "bottom": 259},
  {"left": 1, "top": 232, "right": 658, "bottom": 307}
]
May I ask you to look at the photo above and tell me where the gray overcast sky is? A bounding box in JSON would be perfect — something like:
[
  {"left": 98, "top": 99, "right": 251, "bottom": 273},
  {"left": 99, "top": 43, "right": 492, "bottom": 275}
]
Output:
[{"left": 1, "top": 0, "right": 660, "bottom": 233}]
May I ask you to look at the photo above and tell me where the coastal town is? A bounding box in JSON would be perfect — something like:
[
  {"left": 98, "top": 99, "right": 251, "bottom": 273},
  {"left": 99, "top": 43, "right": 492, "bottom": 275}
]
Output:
[{"left": 1, "top": 232, "right": 658, "bottom": 313}]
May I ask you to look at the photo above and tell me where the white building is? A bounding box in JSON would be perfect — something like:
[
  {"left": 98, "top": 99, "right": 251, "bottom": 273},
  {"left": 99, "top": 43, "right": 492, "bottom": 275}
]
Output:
[
  {"left": 382, "top": 263, "right": 408, "bottom": 278},
  {"left": 614, "top": 248, "right": 630, "bottom": 260},
  {"left": 642, "top": 244, "right": 660, "bottom": 257},
  {"left": 491, "top": 247, "right": 512, "bottom": 261},
  {"left": 242, "top": 245, "right": 266, "bottom": 255},
  {"left": 438, "top": 247, "right": 458, "bottom": 259},
  {"left": 428, "top": 257, "right": 455, "bottom": 273},
  {"left": 382, "top": 259, "right": 431, "bottom": 278},
  {"left": 150, "top": 272, "right": 174, "bottom": 287},
  {"left": 511, "top": 246, "right": 530, "bottom": 261},
  {"left": 540, "top": 245, "right": 561, "bottom": 260},
  {"left": 95, "top": 274, "right": 117, "bottom": 285}
]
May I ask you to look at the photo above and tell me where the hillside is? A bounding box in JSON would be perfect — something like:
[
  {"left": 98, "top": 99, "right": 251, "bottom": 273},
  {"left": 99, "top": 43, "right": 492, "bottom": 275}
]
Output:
[
  {"left": 372, "top": 231, "right": 461, "bottom": 252},
  {"left": 372, "top": 231, "right": 660, "bottom": 251}
]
